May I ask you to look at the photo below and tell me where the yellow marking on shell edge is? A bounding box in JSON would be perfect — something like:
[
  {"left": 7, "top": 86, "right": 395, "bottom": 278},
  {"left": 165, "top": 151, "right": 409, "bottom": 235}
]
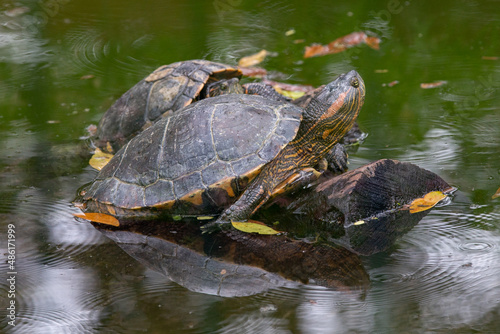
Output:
[
  {"left": 244, "top": 165, "right": 264, "bottom": 183},
  {"left": 211, "top": 177, "right": 236, "bottom": 198},
  {"left": 180, "top": 190, "right": 204, "bottom": 206},
  {"left": 145, "top": 65, "right": 173, "bottom": 82},
  {"left": 106, "top": 205, "right": 116, "bottom": 215},
  {"left": 153, "top": 200, "right": 175, "bottom": 210}
]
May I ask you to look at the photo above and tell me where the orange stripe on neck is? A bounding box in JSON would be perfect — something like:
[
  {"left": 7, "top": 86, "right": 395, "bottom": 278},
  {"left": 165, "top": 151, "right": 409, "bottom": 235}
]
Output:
[{"left": 319, "top": 90, "right": 348, "bottom": 121}]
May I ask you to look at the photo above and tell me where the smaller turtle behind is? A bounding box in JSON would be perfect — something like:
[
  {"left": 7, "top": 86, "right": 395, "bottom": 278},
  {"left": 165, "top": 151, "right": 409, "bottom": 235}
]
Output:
[{"left": 95, "top": 60, "right": 242, "bottom": 153}]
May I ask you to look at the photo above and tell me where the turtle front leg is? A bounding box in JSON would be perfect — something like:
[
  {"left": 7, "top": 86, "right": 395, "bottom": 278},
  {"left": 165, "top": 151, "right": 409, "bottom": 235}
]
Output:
[{"left": 325, "top": 143, "right": 348, "bottom": 174}]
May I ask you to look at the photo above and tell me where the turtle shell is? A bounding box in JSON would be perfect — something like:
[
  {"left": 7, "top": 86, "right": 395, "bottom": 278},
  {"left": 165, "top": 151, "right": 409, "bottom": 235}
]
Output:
[
  {"left": 84, "top": 94, "right": 302, "bottom": 218},
  {"left": 95, "top": 60, "right": 241, "bottom": 153}
]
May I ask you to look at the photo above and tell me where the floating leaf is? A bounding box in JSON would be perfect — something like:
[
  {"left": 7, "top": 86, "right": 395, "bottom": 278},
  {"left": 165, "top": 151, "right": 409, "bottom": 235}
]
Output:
[
  {"left": 80, "top": 74, "right": 95, "bottom": 80},
  {"left": 238, "top": 50, "right": 269, "bottom": 67},
  {"left": 89, "top": 148, "right": 114, "bottom": 170},
  {"left": 238, "top": 66, "right": 268, "bottom": 77},
  {"left": 304, "top": 32, "right": 381, "bottom": 58},
  {"left": 420, "top": 81, "right": 447, "bottom": 89},
  {"left": 382, "top": 80, "right": 399, "bottom": 87},
  {"left": 231, "top": 219, "right": 281, "bottom": 235},
  {"left": 409, "top": 191, "right": 447, "bottom": 214},
  {"left": 263, "top": 79, "right": 315, "bottom": 93},
  {"left": 482, "top": 56, "right": 499, "bottom": 60},
  {"left": 285, "top": 29, "right": 296, "bottom": 36},
  {"left": 353, "top": 220, "right": 365, "bottom": 226},
  {"left": 73, "top": 212, "right": 120, "bottom": 226},
  {"left": 492, "top": 187, "right": 500, "bottom": 199}
]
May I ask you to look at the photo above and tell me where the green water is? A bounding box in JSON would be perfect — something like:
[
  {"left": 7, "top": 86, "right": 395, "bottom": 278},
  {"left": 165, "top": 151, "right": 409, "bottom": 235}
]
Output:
[{"left": 1, "top": 0, "right": 500, "bottom": 333}]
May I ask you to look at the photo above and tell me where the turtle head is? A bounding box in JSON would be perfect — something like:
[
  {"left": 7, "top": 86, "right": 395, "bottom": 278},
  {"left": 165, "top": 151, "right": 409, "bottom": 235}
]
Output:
[
  {"left": 206, "top": 78, "right": 245, "bottom": 97},
  {"left": 302, "top": 70, "right": 365, "bottom": 147}
]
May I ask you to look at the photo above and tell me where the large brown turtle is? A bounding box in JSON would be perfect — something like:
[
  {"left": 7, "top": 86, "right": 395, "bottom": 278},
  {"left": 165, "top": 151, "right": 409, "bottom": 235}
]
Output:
[{"left": 82, "top": 70, "right": 365, "bottom": 227}]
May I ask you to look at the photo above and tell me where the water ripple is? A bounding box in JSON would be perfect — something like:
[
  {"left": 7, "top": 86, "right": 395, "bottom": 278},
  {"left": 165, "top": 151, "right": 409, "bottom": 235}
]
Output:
[{"left": 368, "top": 210, "right": 500, "bottom": 330}]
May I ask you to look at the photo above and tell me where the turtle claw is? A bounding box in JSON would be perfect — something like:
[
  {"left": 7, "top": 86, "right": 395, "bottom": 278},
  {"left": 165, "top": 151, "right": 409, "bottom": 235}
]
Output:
[
  {"left": 200, "top": 217, "right": 231, "bottom": 234},
  {"left": 326, "top": 143, "right": 348, "bottom": 174}
]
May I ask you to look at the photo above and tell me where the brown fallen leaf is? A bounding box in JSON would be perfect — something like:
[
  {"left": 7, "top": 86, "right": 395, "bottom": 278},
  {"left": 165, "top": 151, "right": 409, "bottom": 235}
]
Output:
[
  {"left": 482, "top": 56, "right": 499, "bottom": 61},
  {"left": 73, "top": 212, "right": 120, "bottom": 227},
  {"left": 80, "top": 74, "right": 95, "bottom": 80},
  {"left": 382, "top": 80, "right": 399, "bottom": 87},
  {"left": 238, "top": 66, "right": 268, "bottom": 77},
  {"left": 492, "top": 187, "right": 500, "bottom": 199},
  {"left": 262, "top": 79, "right": 315, "bottom": 93},
  {"left": 420, "top": 81, "right": 447, "bottom": 89},
  {"left": 231, "top": 219, "right": 281, "bottom": 235},
  {"left": 238, "top": 50, "right": 269, "bottom": 67},
  {"left": 409, "top": 191, "right": 447, "bottom": 214},
  {"left": 304, "top": 32, "right": 381, "bottom": 58},
  {"left": 89, "top": 148, "right": 114, "bottom": 171}
]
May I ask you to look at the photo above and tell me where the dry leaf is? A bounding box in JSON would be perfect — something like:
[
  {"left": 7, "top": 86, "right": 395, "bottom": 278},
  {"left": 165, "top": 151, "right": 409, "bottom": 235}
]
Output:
[
  {"left": 304, "top": 32, "right": 381, "bottom": 58},
  {"left": 285, "top": 29, "right": 296, "bottom": 36},
  {"left": 482, "top": 56, "right": 499, "bottom": 60},
  {"left": 492, "top": 187, "right": 500, "bottom": 199},
  {"left": 231, "top": 219, "right": 281, "bottom": 235},
  {"left": 353, "top": 220, "right": 365, "bottom": 226},
  {"left": 238, "top": 66, "right": 268, "bottom": 77},
  {"left": 80, "top": 74, "right": 95, "bottom": 80},
  {"left": 420, "top": 81, "right": 447, "bottom": 89},
  {"left": 238, "top": 50, "right": 269, "bottom": 67},
  {"left": 73, "top": 212, "right": 120, "bottom": 226},
  {"left": 89, "top": 148, "right": 114, "bottom": 170},
  {"left": 409, "top": 191, "right": 447, "bottom": 213},
  {"left": 262, "top": 79, "right": 315, "bottom": 93}
]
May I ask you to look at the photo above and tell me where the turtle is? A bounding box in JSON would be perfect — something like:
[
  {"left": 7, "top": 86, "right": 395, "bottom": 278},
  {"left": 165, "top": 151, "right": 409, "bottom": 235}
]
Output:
[
  {"left": 95, "top": 60, "right": 242, "bottom": 153},
  {"left": 82, "top": 70, "right": 365, "bottom": 227},
  {"left": 94, "top": 60, "right": 289, "bottom": 153}
]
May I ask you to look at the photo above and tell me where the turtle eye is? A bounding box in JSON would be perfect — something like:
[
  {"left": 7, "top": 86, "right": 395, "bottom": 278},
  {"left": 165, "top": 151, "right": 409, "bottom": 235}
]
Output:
[{"left": 350, "top": 77, "right": 359, "bottom": 88}]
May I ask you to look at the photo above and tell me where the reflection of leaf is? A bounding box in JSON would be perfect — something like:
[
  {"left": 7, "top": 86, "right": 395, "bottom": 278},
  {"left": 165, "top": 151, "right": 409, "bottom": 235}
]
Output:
[
  {"left": 493, "top": 187, "right": 500, "bottom": 199},
  {"left": 232, "top": 220, "right": 281, "bottom": 235},
  {"left": 304, "top": 32, "right": 381, "bottom": 58},
  {"left": 409, "top": 191, "right": 447, "bottom": 213},
  {"left": 89, "top": 148, "right": 114, "bottom": 170},
  {"left": 73, "top": 212, "right": 120, "bottom": 226},
  {"left": 238, "top": 50, "right": 269, "bottom": 67}
]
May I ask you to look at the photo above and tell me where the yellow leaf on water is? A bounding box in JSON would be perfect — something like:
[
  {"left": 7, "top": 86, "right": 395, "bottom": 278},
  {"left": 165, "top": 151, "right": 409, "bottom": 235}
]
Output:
[
  {"left": 231, "top": 219, "right": 281, "bottom": 235},
  {"left": 238, "top": 50, "right": 269, "bottom": 67},
  {"left": 73, "top": 212, "right": 120, "bottom": 226},
  {"left": 89, "top": 148, "right": 114, "bottom": 170},
  {"left": 492, "top": 187, "right": 500, "bottom": 199},
  {"left": 353, "top": 220, "right": 365, "bottom": 225},
  {"left": 409, "top": 191, "right": 447, "bottom": 214}
]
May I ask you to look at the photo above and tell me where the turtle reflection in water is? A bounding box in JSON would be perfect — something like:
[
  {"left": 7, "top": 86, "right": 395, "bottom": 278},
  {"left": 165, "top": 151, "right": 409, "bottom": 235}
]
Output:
[
  {"left": 95, "top": 220, "right": 370, "bottom": 297},
  {"left": 83, "top": 71, "right": 365, "bottom": 228}
]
